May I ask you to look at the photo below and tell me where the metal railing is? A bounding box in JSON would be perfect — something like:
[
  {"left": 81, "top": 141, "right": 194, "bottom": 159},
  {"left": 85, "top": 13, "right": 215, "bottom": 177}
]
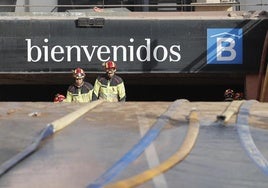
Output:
[{"left": 0, "top": 2, "right": 267, "bottom": 12}]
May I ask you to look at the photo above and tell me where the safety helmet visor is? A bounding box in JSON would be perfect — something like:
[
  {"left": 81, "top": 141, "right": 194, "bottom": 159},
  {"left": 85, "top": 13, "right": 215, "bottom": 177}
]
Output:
[{"left": 73, "top": 68, "right": 85, "bottom": 79}]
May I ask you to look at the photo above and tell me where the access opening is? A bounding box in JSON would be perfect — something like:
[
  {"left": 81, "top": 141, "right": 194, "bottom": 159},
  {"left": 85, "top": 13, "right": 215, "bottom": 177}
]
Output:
[
  {"left": 0, "top": 84, "right": 244, "bottom": 102},
  {"left": 0, "top": 73, "right": 245, "bottom": 102}
]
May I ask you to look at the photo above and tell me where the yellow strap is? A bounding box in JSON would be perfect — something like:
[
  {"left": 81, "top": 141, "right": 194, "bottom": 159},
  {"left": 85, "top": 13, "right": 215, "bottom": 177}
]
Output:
[
  {"left": 52, "top": 100, "right": 104, "bottom": 133},
  {"left": 217, "top": 100, "right": 244, "bottom": 124},
  {"left": 105, "top": 110, "right": 200, "bottom": 188},
  {"left": 260, "top": 65, "right": 268, "bottom": 102}
]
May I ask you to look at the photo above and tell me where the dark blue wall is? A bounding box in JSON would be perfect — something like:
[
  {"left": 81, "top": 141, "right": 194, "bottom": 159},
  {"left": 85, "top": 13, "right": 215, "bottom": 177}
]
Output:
[{"left": 0, "top": 17, "right": 267, "bottom": 74}]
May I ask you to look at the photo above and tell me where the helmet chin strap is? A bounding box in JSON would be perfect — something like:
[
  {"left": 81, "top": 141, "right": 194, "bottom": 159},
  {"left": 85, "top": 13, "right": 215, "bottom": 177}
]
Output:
[
  {"left": 107, "top": 73, "right": 114, "bottom": 79},
  {"left": 75, "top": 80, "right": 84, "bottom": 87},
  {"left": 106, "top": 69, "right": 116, "bottom": 78}
]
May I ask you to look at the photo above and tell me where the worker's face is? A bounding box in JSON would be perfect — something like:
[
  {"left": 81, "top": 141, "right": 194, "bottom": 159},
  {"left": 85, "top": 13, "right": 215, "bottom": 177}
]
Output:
[
  {"left": 106, "top": 68, "right": 116, "bottom": 78},
  {"left": 75, "top": 77, "right": 84, "bottom": 87}
]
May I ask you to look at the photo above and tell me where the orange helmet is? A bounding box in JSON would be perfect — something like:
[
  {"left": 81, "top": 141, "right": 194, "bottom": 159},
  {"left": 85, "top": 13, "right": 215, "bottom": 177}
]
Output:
[
  {"left": 73, "top": 68, "right": 85, "bottom": 79},
  {"left": 103, "top": 61, "right": 117, "bottom": 70}
]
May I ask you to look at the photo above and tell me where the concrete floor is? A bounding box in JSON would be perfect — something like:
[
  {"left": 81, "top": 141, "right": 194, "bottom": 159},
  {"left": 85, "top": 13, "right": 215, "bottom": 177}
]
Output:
[{"left": 0, "top": 101, "right": 268, "bottom": 188}]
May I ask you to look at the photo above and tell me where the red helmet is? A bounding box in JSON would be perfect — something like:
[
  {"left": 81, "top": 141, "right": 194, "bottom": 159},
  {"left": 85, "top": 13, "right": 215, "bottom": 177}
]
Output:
[
  {"left": 54, "top": 93, "right": 65, "bottom": 103},
  {"left": 234, "top": 92, "right": 243, "bottom": 100},
  {"left": 73, "top": 68, "right": 85, "bottom": 79},
  {"left": 104, "top": 61, "right": 117, "bottom": 70}
]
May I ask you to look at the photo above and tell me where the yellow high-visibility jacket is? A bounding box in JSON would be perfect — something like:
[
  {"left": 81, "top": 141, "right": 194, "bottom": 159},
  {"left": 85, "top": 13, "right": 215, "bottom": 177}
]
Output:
[
  {"left": 64, "top": 82, "right": 93, "bottom": 103},
  {"left": 93, "top": 74, "right": 126, "bottom": 102}
]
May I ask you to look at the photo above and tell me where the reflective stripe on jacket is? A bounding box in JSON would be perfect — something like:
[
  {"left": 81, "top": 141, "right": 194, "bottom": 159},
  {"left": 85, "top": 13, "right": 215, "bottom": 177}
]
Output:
[
  {"left": 93, "top": 74, "right": 126, "bottom": 102},
  {"left": 64, "top": 82, "right": 93, "bottom": 103}
]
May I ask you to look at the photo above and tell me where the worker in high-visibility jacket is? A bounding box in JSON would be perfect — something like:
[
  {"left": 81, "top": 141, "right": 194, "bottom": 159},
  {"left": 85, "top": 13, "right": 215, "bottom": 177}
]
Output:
[
  {"left": 92, "top": 61, "right": 126, "bottom": 102},
  {"left": 64, "top": 68, "right": 94, "bottom": 103}
]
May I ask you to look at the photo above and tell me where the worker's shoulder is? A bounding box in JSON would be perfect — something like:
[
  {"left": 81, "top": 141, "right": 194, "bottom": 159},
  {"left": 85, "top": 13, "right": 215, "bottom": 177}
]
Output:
[
  {"left": 112, "top": 75, "right": 124, "bottom": 83},
  {"left": 83, "top": 81, "right": 93, "bottom": 89},
  {"left": 96, "top": 74, "right": 106, "bottom": 81},
  {"left": 67, "top": 84, "right": 76, "bottom": 92}
]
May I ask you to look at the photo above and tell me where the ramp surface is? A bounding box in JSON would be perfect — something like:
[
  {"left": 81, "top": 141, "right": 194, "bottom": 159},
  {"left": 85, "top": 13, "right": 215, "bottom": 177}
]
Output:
[{"left": 0, "top": 101, "right": 268, "bottom": 188}]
